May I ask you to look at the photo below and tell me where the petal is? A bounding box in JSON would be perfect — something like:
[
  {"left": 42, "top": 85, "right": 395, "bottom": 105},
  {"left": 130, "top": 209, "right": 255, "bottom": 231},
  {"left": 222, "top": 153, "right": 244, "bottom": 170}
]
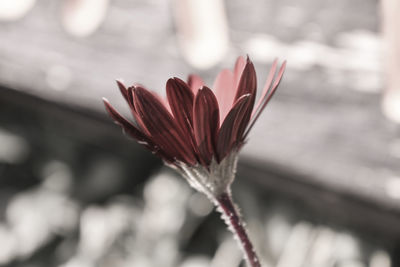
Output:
[
  {"left": 216, "top": 94, "right": 252, "bottom": 161},
  {"left": 244, "top": 60, "right": 286, "bottom": 139},
  {"left": 234, "top": 57, "right": 257, "bottom": 103},
  {"left": 251, "top": 59, "right": 278, "bottom": 118},
  {"left": 213, "top": 69, "right": 235, "bottom": 121},
  {"left": 231, "top": 58, "right": 257, "bottom": 137},
  {"left": 193, "top": 86, "right": 220, "bottom": 165},
  {"left": 124, "top": 86, "right": 152, "bottom": 136},
  {"left": 117, "top": 80, "right": 138, "bottom": 115},
  {"left": 129, "top": 86, "right": 171, "bottom": 135},
  {"left": 103, "top": 98, "right": 178, "bottom": 163},
  {"left": 103, "top": 98, "right": 147, "bottom": 141},
  {"left": 133, "top": 86, "right": 197, "bottom": 165},
  {"left": 127, "top": 86, "right": 135, "bottom": 110},
  {"left": 166, "top": 78, "right": 200, "bottom": 161},
  {"left": 188, "top": 74, "right": 205, "bottom": 95},
  {"left": 166, "top": 77, "right": 195, "bottom": 126},
  {"left": 116, "top": 80, "right": 129, "bottom": 102},
  {"left": 233, "top": 56, "right": 246, "bottom": 87}
]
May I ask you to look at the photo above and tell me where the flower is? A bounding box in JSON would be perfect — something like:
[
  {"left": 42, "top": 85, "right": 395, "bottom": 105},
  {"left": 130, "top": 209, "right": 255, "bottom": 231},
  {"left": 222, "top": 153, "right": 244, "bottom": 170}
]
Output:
[{"left": 103, "top": 56, "right": 285, "bottom": 198}]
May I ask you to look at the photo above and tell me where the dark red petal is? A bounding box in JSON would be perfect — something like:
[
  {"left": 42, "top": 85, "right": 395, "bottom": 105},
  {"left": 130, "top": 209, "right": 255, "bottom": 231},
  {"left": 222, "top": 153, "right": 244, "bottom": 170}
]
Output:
[
  {"left": 216, "top": 94, "right": 252, "bottom": 161},
  {"left": 188, "top": 74, "right": 205, "bottom": 95},
  {"left": 121, "top": 86, "right": 153, "bottom": 137},
  {"left": 243, "top": 61, "right": 286, "bottom": 139},
  {"left": 104, "top": 95, "right": 181, "bottom": 165},
  {"left": 166, "top": 78, "right": 201, "bottom": 162},
  {"left": 127, "top": 86, "right": 136, "bottom": 110},
  {"left": 193, "top": 86, "right": 220, "bottom": 165},
  {"left": 115, "top": 82, "right": 142, "bottom": 131},
  {"left": 227, "top": 58, "right": 257, "bottom": 146},
  {"left": 234, "top": 57, "right": 257, "bottom": 103},
  {"left": 166, "top": 77, "right": 195, "bottom": 126},
  {"left": 133, "top": 87, "right": 197, "bottom": 165},
  {"left": 116, "top": 80, "right": 129, "bottom": 103},
  {"left": 117, "top": 81, "right": 141, "bottom": 121},
  {"left": 103, "top": 98, "right": 149, "bottom": 142}
]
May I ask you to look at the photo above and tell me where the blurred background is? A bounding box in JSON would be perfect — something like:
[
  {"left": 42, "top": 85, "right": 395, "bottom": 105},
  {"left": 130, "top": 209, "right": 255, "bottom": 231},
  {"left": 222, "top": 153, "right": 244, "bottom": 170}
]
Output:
[{"left": 0, "top": 0, "right": 399, "bottom": 266}]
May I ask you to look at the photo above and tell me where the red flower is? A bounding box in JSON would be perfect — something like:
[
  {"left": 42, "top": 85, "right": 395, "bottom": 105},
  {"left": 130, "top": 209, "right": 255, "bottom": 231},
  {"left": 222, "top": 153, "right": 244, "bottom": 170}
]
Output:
[{"left": 103, "top": 56, "right": 285, "bottom": 169}]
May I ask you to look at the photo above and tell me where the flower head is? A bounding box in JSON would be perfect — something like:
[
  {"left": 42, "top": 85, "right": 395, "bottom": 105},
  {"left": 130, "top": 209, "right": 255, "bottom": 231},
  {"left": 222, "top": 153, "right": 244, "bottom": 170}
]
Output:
[{"left": 103, "top": 56, "right": 285, "bottom": 198}]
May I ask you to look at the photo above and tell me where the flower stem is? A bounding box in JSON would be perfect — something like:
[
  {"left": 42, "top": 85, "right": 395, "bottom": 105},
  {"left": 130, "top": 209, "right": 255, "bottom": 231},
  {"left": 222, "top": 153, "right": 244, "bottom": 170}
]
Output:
[{"left": 216, "top": 192, "right": 261, "bottom": 267}]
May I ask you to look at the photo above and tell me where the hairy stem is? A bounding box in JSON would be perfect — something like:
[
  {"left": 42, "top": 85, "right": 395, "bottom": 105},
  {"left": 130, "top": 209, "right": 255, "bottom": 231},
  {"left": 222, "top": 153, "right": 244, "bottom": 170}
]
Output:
[{"left": 216, "top": 191, "right": 261, "bottom": 267}]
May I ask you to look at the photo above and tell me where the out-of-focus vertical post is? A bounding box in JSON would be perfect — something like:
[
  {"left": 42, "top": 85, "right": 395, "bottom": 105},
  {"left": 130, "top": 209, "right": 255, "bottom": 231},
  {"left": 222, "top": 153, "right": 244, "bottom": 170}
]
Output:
[
  {"left": 61, "top": 0, "right": 109, "bottom": 37},
  {"left": 172, "top": 0, "right": 230, "bottom": 70},
  {"left": 0, "top": 0, "right": 36, "bottom": 22},
  {"left": 382, "top": 0, "right": 400, "bottom": 122}
]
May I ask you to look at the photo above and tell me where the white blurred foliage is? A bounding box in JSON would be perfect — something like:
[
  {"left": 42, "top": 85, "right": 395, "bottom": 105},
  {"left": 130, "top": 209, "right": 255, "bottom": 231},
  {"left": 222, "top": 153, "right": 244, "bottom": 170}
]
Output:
[
  {"left": 130, "top": 172, "right": 192, "bottom": 267},
  {"left": 41, "top": 160, "right": 74, "bottom": 193},
  {"left": 78, "top": 204, "right": 132, "bottom": 259},
  {"left": 275, "top": 222, "right": 315, "bottom": 267},
  {"left": 5, "top": 188, "right": 78, "bottom": 260},
  {"left": 210, "top": 237, "right": 242, "bottom": 267},
  {"left": 188, "top": 192, "right": 213, "bottom": 217},
  {"left": 0, "top": 169, "right": 391, "bottom": 267},
  {"left": 0, "top": 128, "right": 29, "bottom": 164},
  {"left": 180, "top": 256, "right": 211, "bottom": 267},
  {"left": 333, "top": 232, "right": 361, "bottom": 260},
  {"left": 0, "top": 160, "right": 78, "bottom": 263},
  {"left": 370, "top": 250, "right": 391, "bottom": 267},
  {"left": 0, "top": 224, "right": 18, "bottom": 265},
  {"left": 264, "top": 213, "right": 293, "bottom": 257},
  {"left": 308, "top": 227, "right": 336, "bottom": 266},
  {"left": 60, "top": 172, "right": 209, "bottom": 267}
]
